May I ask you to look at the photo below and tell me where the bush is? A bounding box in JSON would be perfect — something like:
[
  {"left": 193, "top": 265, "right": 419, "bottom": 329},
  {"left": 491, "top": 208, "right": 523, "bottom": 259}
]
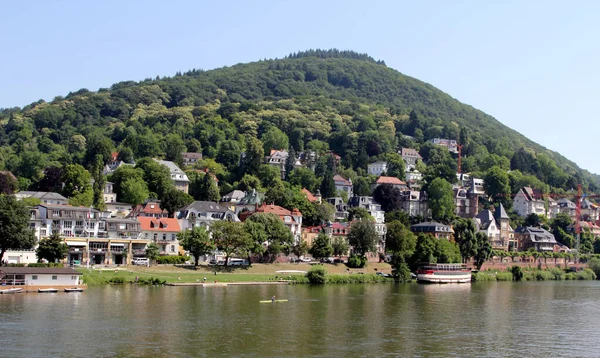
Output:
[
  {"left": 472, "top": 272, "right": 496, "bottom": 282},
  {"left": 137, "top": 277, "right": 166, "bottom": 285},
  {"left": 576, "top": 269, "right": 597, "bottom": 280},
  {"left": 496, "top": 272, "right": 514, "bottom": 281},
  {"left": 108, "top": 277, "right": 126, "bottom": 284},
  {"left": 156, "top": 256, "right": 191, "bottom": 264},
  {"left": 28, "top": 263, "right": 64, "bottom": 268},
  {"left": 288, "top": 275, "right": 309, "bottom": 284},
  {"left": 511, "top": 266, "right": 524, "bottom": 281},
  {"left": 588, "top": 258, "right": 600, "bottom": 278},
  {"left": 5, "top": 263, "right": 25, "bottom": 267},
  {"left": 326, "top": 274, "right": 391, "bottom": 284},
  {"left": 534, "top": 270, "right": 554, "bottom": 281},
  {"left": 346, "top": 255, "right": 367, "bottom": 268},
  {"left": 564, "top": 272, "right": 576, "bottom": 280},
  {"left": 306, "top": 265, "right": 327, "bottom": 284},
  {"left": 549, "top": 267, "right": 565, "bottom": 280}
]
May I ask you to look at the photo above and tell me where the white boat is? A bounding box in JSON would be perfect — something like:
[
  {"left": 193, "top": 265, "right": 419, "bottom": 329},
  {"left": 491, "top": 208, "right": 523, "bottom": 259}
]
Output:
[
  {"left": 416, "top": 263, "right": 472, "bottom": 284},
  {"left": 64, "top": 288, "right": 84, "bottom": 292},
  {"left": 0, "top": 287, "right": 23, "bottom": 294},
  {"left": 38, "top": 288, "right": 59, "bottom": 293}
]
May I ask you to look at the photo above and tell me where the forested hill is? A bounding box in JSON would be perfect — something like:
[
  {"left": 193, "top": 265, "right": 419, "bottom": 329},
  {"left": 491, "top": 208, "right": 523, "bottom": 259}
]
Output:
[{"left": 0, "top": 49, "right": 597, "bottom": 193}]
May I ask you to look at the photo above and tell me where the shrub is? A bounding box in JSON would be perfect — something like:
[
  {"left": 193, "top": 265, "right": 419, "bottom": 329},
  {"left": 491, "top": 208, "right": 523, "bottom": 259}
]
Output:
[
  {"left": 534, "top": 270, "right": 554, "bottom": 281},
  {"left": 588, "top": 258, "right": 600, "bottom": 278},
  {"left": 346, "top": 255, "right": 367, "bottom": 268},
  {"left": 306, "top": 265, "right": 327, "bottom": 284},
  {"left": 326, "top": 274, "right": 391, "bottom": 284},
  {"left": 576, "top": 269, "right": 597, "bottom": 281},
  {"left": 108, "top": 277, "right": 126, "bottom": 284},
  {"left": 137, "top": 277, "right": 166, "bottom": 285},
  {"left": 472, "top": 272, "right": 496, "bottom": 282},
  {"left": 496, "top": 272, "right": 513, "bottom": 281},
  {"left": 28, "top": 263, "right": 64, "bottom": 268},
  {"left": 6, "top": 263, "right": 25, "bottom": 267},
  {"left": 156, "top": 256, "right": 191, "bottom": 265},
  {"left": 564, "top": 272, "right": 576, "bottom": 280},
  {"left": 511, "top": 266, "right": 524, "bottom": 281},
  {"left": 288, "top": 275, "right": 309, "bottom": 284},
  {"left": 549, "top": 267, "right": 565, "bottom": 280}
]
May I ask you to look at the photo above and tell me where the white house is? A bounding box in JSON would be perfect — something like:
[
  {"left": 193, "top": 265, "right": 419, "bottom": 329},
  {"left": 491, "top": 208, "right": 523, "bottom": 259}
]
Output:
[
  {"left": 513, "top": 187, "right": 547, "bottom": 218},
  {"left": 175, "top": 201, "right": 240, "bottom": 230},
  {"left": 333, "top": 175, "right": 353, "bottom": 198},
  {"left": 400, "top": 148, "right": 422, "bottom": 170},
  {"left": 0, "top": 267, "right": 82, "bottom": 288},
  {"left": 153, "top": 159, "right": 190, "bottom": 194},
  {"left": 367, "top": 162, "right": 388, "bottom": 176},
  {"left": 15, "top": 191, "right": 69, "bottom": 205}
]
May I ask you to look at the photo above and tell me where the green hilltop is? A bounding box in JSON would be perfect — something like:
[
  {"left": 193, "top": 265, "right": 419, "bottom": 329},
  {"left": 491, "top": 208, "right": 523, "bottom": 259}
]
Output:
[{"left": 0, "top": 48, "right": 597, "bottom": 193}]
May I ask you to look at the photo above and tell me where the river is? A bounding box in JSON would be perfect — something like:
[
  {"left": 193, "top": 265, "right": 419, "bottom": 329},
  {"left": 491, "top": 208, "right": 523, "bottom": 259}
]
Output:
[{"left": 2, "top": 281, "right": 600, "bottom": 357}]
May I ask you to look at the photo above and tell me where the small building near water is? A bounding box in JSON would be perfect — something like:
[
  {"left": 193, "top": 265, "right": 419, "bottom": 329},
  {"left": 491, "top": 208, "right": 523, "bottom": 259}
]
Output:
[{"left": 0, "top": 267, "right": 83, "bottom": 290}]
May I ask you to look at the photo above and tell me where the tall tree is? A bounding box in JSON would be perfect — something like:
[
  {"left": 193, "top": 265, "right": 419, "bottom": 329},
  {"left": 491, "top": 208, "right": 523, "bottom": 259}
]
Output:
[
  {"left": 242, "top": 137, "right": 264, "bottom": 176},
  {"left": 160, "top": 188, "right": 194, "bottom": 217},
  {"left": 61, "top": 164, "right": 93, "bottom": 207},
  {"left": 178, "top": 227, "right": 215, "bottom": 266},
  {"left": 246, "top": 213, "right": 294, "bottom": 257},
  {"left": 145, "top": 242, "right": 160, "bottom": 265},
  {"left": 0, "top": 172, "right": 17, "bottom": 194},
  {"left": 284, "top": 147, "right": 296, "bottom": 181},
  {"left": 319, "top": 170, "right": 337, "bottom": 199},
  {"left": 474, "top": 232, "right": 492, "bottom": 270},
  {"left": 36, "top": 232, "right": 68, "bottom": 263},
  {"left": 261, "top": 127, "right": 289, "bottom": 153},
  {"left": 453, "top": 218, "right": 478, "bottom": 263},
  {"left": 135, "top": 158, "right": 174, "bottom": 199},
  {"left": 211, "top": 221, "right": 253, "bottom": 266},
  {"left": 91, "top": 154, "right": 106, "bottom": 212},
  {"left": 309, "top": 233, "right": 333, "bottom": 259},
  {"left": 426, "top": 178, "right": 454, "bottom": 222},
  {"left": 121, "top": 178, "right": 149, "bottom": 205},
  {"left": 347, "top": 220, "right": 378, "bottom": 258},
  {"left": 332, "top": 237, "right": 349, "bottom": 257},
  {"left": 0, "top": 195, "right": 36, "bottom": 263},
  {"left": 373, "top": 184, "right": 403, "bottom": 212},
  {"left": 484, "top": 166, "right": 512, "bottom": 209},
  {"left": 190, "top": 172, "right": 220, "bottom": 202},
  {"left": 386, "top": 221, "right": 417, "bottom": 282}
]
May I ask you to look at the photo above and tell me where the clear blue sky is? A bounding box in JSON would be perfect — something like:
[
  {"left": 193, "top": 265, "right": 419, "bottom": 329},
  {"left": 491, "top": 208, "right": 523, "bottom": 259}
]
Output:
[{"left": 2, "top": 1, "right": 599, "bottom": 173}]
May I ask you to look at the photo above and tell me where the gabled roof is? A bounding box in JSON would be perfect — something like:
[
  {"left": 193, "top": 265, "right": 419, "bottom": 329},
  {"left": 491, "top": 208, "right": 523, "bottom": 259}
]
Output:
[
  {"left": 37, "top": 204, "right": 100, "bottom": 213},
  {"left": 238, "top": 190, "right": 265, "bottom": 205},
  {"left": 476, "top": 210, "right": 496, "bottom": 230},
  {"left": 333, "top": 175, "right": 351, "bottom": 186},
  {"left": 401, "top": 148, "right": 422, "bottom": 158},
  {"left": 130, "top": 201, "right": 167, "bottom": 216},
  {"left": 221, "top": 190, "right": 246, "bottom": 202},
  {"left": 177, "top": 201, "right": 229, "bottom": 214},
  {"left": 138, "top": 217, "right": 180, "bottom": 232},
  {"left": 495, "top": 203, "right": 509, "bottom": 220},
  {"left": 182, "top": 152, "right": 202, "bottom": 159},
  {"left": 376, "top": 176, "right": 406, "bottom": 185},
  {"left": 17, "top": 191, "right": 68, "bottom": 201},
  {"left": 301, "top": 188, "right": 318, "bottom": 202},
  {"left": 557, "top": 198, "right": 576, "bottom": 209}
]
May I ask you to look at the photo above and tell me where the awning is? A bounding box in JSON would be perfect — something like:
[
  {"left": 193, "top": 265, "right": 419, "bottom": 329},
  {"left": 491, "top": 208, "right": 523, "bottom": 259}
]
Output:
[
  {"left": 66, "top": 241, "right": 87, "bottom": 246},
  {"left": 110, "top": 243, "right": 125, "bottom": 247}
]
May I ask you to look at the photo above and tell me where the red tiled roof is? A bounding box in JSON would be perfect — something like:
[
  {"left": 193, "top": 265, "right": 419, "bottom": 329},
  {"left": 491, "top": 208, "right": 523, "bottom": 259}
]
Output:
[
  {"left": 302, "top": 188, "right": 317, "bottom": 202},
  {"left": 401, "top": 148, "right": 422, "bottom": 158},
  {"left": 138, "top": 217, "right": 180, "bottom": 232},
  {"left": 130, "top": 201, "right": 168, "bottom": 216},
  {"left": 376, "top": 176, "right": 406, "bottom": 185},
  {"left": 333, "top": 175, "right": 351, "bottom": 186},
  {"left": 111, "top": 152, "right": 119, "bottom": 161},
  {"left": 240, "top": 203, "right": 302, "bottom": 221}
]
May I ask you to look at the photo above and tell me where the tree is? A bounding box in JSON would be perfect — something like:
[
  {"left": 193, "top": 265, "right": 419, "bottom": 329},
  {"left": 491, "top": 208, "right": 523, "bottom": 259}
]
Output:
[
  {"left": 426, "top": 178, "right": 454, "bottom": 222},
  {"left": 332, "top": 237, "right": 349, "bottom": 257},
  {"left": 288, "top": 168, "right": 320, "bottom": 193},
  {"left": 319, "top": 170, "right": 336, "bottom": 199},
  {"left": 178, "top": 227, "right": 215, "bottom": 266},
  {"left": 257, "top": 165, "right": 281, "bottom": 188},
  {"left": 435, "top": 238, "right": 462, "bottom": 264},
  {"left": 121, "top": 178, "right": 150, "bottom": 205},
  {"left": 474, "top": 232, "right": 492, "bottom": 270},
  {"left": 453, "top": 218, "right": 478, "bottom": 263},
  {"left": 84, "top": 134, "right": 113, "bottom": 168},
  {"left": 117, "top": 147, "right": 134, "bottom": 163},
  {"left": 36, "top": 232, "right": 68, "bottom": 263},
  {"left": 211, "top": 221, "right": 253, "bottom": 266},
  {"left": 160, "top": 188, "right": 194, "bottom": 217},
  {"left": 0, "top": 195, "right": 36, "bottom": 263},
  {"left": 217, "top": 140, "right": 242, "bottom": 170},
  {"left": 385, "top": 221, "right": 417, "bottom": 258},
  {"left": 292, "top": 241, "right": 310, "bottom": 258},
  {"left": 190, "top": 172, "right": 220, "bottom": 202},
  {"left": 304, "top": 202, "right": 335, "bottom": 227},
  {"left": 261, "top": 127, "right": 289, "bottom": 153},
  {"left": 242, "top": 137, "right": 264, "bottom": 176},
  {"left": 484, "top": 166, "right": 512, "bottom": 209},
  {"left": 348, "top": 207, "right": 372, "bottom": 222},
  {"left": 410, "top": 234, "right": 438, "bottom": 270},
  {"left": 246, "top": 213, "right": 294, "bottom": 257},
  {"left": 347, "top": 220, "right": 378, "bottom": 257},
  {"left": 309, "top": 234, "right": 333, "bottom": 259},
  {"left": 0, "top": 172, "right": 17, "bottom": 194},
  {"left": 384, "top": 210, "right": 410, "bottom": 226},
  {"left": 35, "top": 167, "right": 64, "bottom": 192},
  {"left": 524, "top": 213, "right": 542, "bottom": 227},
  {"left": 61, "top": 164, "right": 93, "bottom": 207},
  {"left": 353, "top": 176, "right": 372, "bottom": 196},
  {"left": 284, "top": 147, "right": 296, "bottom": 181},
  {"left": 135, "top": 158, "right": 174, "bottom": 199},
  {"left": 91, "top": 155, "right": 106, "bottom": 212},
  {"left": 373, "top": 184, "right": 402, "bottom": 212},
  {"left": 164, "top": 134, "right": 186, "bottom": 166},
  {"left": 145, "top": 242, "right": 160, "bottom": 264}
]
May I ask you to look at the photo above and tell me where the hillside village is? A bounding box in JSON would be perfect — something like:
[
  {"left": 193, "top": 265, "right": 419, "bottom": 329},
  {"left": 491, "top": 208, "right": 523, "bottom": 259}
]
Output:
[{"left": 1, "top": 136, "right": 596, "bottom": 266}]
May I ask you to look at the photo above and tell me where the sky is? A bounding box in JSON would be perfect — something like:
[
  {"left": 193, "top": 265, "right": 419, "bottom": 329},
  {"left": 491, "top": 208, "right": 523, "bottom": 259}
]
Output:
[{"left": 1, "top": 0, "right": 600, "bottom": 173}]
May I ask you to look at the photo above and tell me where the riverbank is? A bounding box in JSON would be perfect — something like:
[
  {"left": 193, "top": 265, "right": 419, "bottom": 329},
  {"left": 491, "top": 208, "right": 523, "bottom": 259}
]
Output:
[{"left": 77, "top": 262, "right": 393, "bottom": 285}]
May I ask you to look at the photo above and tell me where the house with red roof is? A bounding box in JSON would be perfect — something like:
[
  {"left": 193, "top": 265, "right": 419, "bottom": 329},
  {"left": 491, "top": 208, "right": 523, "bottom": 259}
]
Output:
[
  {"left": 128, "top": 200, "right": 168, "bottom": 219},
  {"left": 301, "top": 188, "right": 320, "bottom": 203},
  {"left": 239, "top": 203, "right": 303, "bottom": 242},
  {"left": 138, "top": 217, "right": 181, "bottom": 255},
  {"left": 371, "top": 176, "right": 408, "bottom": 192},
  {"left": 333, "top": 175, "right": 353, "bottom": 198}
]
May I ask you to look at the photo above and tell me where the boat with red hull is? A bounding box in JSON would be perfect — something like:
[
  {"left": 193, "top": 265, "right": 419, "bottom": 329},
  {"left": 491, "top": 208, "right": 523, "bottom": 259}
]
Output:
[{"left": 416, "top": 263, "right": 472, "bottom": 283}]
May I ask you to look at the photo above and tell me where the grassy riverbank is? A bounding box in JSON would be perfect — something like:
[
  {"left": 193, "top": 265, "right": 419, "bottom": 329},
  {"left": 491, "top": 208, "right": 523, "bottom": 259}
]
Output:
[
  {"left": 77, "top": 263, "right": 393, "bottom": 285},
  {"left": 473, "top": 267, "right": 597, "bottom": 282}
]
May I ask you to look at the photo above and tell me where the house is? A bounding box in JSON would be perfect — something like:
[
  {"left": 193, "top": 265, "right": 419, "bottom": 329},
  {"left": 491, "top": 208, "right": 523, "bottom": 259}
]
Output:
[
  {"left": 333, "top": 175, "right": 353, "bottom": 198},
  {"left": 15, "top": 191, "right": 69, "bottom": 205},
  {"left": 0, "top": 267, "right": 83, "bottom": 289},
  {"left": 514, "top": 226, "right": 557, "bottom": 252},
  {"left": 428, "top": 138, "right": 459, "bottom": 153},
  {"left": 557, "top": 198, "right": 577, "bottom": 219},
  {"left": 175, "top": 201, "right": 239, "bottom": 230},
  {"left": 181, "top": 152, "right": 203, "bottom": 166},
  {"left": 348, "top": 196, "right": 386, "bottom": 228},
  {"left": 453, "top": 183, "right": 482, "bottom": 219},
  {"left": 405, "top": 170, "right": 422, "bottom": 189},
  {"left": 153, "top": 159, "right": 190, "bottom": 194},
  {"left": 513, "top": 187, "right": 548, "bottom": 218},
  {"left": 266, "top": 149, "right": 302, "bottom": 179},
  {"left": 301, "top": 226, "right": 322, "bottom": 247},
  {"left": 128, "top": 200, "right": 168, "bottom": 218},
  {"left": 371, "top": 176, "right": 408, "bottom": 192},
  {"left": 580, "top": 221, "right": 600, "bottom": 237},
  {"left": 410, "top": 222, "right": 454, "bottom": 240},
  {"left": 234, "top": 189, "right": 265, "bottom": 214},
  {"left": 325, "top": 197, "right": 348, "bottom": 221},
  {"left": 239, "top": 203, "right": 303, "bottom": 242},
  {"left": 220, "top": 190, "right": 246, "bottom": 204},
  {"left": 400, "top": 191, "right": 430, "bottom": 218},
  {"left": 103, "top": 160, "right": 133, "bottom": 175},
  {"left": 302, "top": 188, "right": 319, "bottom": 203},
  {"left": 475, "top": 204, "right": 515, "bottom": 251},
  {"left": 89, "top": 180, "right": 117, "bottom": 204},
  {"left": 29, "top": 204, "right": 101, "bottom": 240},
  {"left": 105, "top": 202, "right": 133, "bottom": 218},
  {"left": 138, "top": 217, "right": 181, "bottom": 256},
  {"left": 581, "top": 199, "right": 599, "bottom": 221},
  {"left": 368, "top": 162, "right": 388, "bottom": 176},
  {"left": 400, "top": 148, "right": 422, "bottom": 170}
]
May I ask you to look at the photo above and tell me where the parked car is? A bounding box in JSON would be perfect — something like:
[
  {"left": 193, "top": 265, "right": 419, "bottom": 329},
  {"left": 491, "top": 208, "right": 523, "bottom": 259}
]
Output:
[
  {"left": 300, "top": 256, "right": 312, "bottom": 263},
  {"left": 333, "top": 258, "right": 345, "bottom": 264},
  {"left": 132, "top": 258, "right": 149, "bottom": 266},
  {"left": 229, "top": 258, "right": 249, "bottom": 266},
  {"left": 376, "top": 272, "right": 392, "bottom": 278}
]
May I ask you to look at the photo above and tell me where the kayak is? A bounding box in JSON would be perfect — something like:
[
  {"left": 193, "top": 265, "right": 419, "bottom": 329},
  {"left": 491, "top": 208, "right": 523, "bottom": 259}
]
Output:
[{"left": 260, "top": 299, "right": 288, "bottom": 303}]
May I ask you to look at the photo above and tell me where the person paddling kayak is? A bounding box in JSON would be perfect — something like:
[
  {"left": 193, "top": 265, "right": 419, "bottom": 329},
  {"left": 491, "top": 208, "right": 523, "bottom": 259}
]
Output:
[{"left": 271, "top": 295, "right": 276, "bottom": 302}]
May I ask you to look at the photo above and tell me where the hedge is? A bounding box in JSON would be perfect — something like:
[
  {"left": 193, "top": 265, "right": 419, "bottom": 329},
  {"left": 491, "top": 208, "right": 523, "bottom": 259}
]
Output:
[{"left": 156, "top": 256, "right": 191, "bottom": 264}]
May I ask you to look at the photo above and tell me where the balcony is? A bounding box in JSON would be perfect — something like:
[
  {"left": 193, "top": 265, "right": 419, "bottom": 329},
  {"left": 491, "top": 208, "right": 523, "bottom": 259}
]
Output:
[
  {"left": 132, "top": 249, "right": 146, "bottom": 256},
  {"left": 68, "top": 248, "right": 86, "bottom": 254}
]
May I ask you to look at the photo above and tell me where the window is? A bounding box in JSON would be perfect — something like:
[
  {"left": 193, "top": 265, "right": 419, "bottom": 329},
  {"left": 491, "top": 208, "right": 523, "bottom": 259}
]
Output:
[
  {"left": 72, "top": 276, "right": 77, "bottom": 280},
  {"left": 170, "top": 245, "right": 175, "bottom": 252},
  {"left": 52, "top": 276, "right": 57, "bottom": 280},
  {"left": 163, "top": 234, "right": 167, "bottom": 241},
  {"left": 32, "top": 275, "right": 38, "bottom": 280}
]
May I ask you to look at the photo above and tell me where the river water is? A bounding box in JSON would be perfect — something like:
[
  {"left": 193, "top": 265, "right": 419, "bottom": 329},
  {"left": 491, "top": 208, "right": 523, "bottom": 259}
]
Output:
[{"left": 2, "top": 281, "right": 600, "bottom": 357}]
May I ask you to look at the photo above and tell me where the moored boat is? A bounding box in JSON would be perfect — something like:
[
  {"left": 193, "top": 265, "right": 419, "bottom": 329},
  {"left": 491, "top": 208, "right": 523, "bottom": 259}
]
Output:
[
  {"left": 0, "top": 287, "right": 24, "bottom": 294},
  {"left": 416, "top": 263, "right": 472, "bottom": 284},
  {"left": 38, "top": 288, "right": 59, "bottom": 293},
  {"left": 64, "top": 288, "right": 84, "bottom": 292}
]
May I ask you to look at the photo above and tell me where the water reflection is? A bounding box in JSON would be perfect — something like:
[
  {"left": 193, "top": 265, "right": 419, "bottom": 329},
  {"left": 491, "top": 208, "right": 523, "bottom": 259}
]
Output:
[{"left": 2, "top": 282, "right": 600, "bottom": 357}]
